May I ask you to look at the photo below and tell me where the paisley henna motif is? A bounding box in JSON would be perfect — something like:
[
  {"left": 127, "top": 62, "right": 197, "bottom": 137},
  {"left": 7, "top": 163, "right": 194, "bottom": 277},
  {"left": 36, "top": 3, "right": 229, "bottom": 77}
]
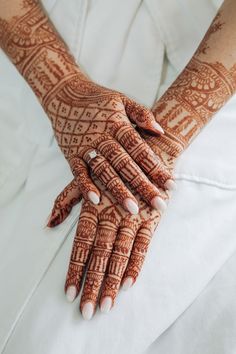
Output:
[{"left": 0, "top": 0, "right": 172, "bottom": 212}]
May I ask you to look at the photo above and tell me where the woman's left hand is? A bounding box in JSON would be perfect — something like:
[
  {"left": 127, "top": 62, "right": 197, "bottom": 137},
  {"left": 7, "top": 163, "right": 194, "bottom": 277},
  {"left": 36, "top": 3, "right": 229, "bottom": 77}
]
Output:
[
  {"left": 50, "top": 176, "right": 162, "bottom": 319},
  {"left": 47, "top": 133, "right": 176, "bottom": 320}
]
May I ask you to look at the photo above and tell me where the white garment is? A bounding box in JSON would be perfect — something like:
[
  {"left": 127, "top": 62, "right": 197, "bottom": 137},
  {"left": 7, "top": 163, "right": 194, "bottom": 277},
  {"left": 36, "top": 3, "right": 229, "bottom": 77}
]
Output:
[{"left": 1, "top": 0, "right": 236, "bottom": 353}]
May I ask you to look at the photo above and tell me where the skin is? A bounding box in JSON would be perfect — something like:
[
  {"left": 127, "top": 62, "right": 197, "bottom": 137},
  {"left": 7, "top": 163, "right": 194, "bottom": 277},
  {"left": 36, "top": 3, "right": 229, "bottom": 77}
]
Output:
[
  {"left": 47, "top": 0, "right": 236, "bottom": 319},
  {"left": 1, "top": 0, "right": 236, "bottom": 320},
  {"left": 0, "top": 0, "right": 174, "bottom": 216}
]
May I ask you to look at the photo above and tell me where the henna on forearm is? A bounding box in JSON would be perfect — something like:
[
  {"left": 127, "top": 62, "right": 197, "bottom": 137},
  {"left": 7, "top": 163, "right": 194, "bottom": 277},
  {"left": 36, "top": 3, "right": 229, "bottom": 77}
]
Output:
[
  {"left": 59, "top": 0, "right": 236, "bottom": 320},
  {"left": 0, "top": 0, "right": 175, "bottom": 214},
  {"left": 152, "top": 0, "right": 236, "bottom": 157},
  {"left": 0, "top": 0, "right": 80, "bottom": 102}
]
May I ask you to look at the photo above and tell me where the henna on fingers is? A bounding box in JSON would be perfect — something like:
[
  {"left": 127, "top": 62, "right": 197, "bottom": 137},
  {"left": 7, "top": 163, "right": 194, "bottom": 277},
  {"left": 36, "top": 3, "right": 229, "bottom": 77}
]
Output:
[
  {"left": 152, "top": 10, "right": 236, "bottom": 157},
  {"left": 1, "top": 0, "right": 236, "bottom": 322},
  {"left": 65, "top": 201, "right": 99, "bottom": 302},
  {"left": 62, "top": 3, "right": 236, "bottom": 319},
  {"left": 0, "top": 0, "right": 174, "bottom": 215}
]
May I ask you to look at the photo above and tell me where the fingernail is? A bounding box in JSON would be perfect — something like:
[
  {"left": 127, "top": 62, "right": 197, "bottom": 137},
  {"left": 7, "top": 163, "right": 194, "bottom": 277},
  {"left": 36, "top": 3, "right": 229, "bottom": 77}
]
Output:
[
  {"left": 164, "top": 179, "right": 177, "bottom": 191},
  {"left": 122, "top": 277, "right": 134, "bottom": 290},
  {"left": 88, "top": 191, "right": 100, "bottom": 205},
  {"left": 151, "top": 121, "right": 164, "bottom": 134},
  {"left": 124, "top": 198, "right": 139, "bottom": 214},
  {"left": 82, "top": 302, "right": 94, "bottom": 320},
  {"left": 151, "top": 196, "right": 167, "bottom": 213},
  {"left": 66, "top": 286, "right": 77, "bottom": 302},
  {"left": 100, "top": 296, "right": 112, "bottom": 314}
]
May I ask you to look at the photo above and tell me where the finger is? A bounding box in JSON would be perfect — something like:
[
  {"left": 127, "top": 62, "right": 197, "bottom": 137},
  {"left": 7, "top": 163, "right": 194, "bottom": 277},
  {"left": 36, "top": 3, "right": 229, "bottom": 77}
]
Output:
[
  {"left": 99, "top": 216, "right": 139, "bottom": 313},
  {"left": 110, "top": 120, "right": 174, "bottom": 190},
  {"left": 83, "top": 148, "right": 139, "bottom": 215},
  {"left": 79, "top": 206, "right": 121, "bottom": 320},
  {"left": 122, "top": 96, "right": 164, "bottom": 134},
  {"left": 69, "top": 156, "right": 100, "bottom": 204},
  {"left": 95, "top": 135, "right": 166, "bottom": 211},
  {"left": 64, "top": 201, "right": 98, "bottom": 302},
  {"left": 122, "top": 217, "right": 160, "bottom": 290},
  {"left": 47, "top": 178, "right": 82, "bottom": 228}
]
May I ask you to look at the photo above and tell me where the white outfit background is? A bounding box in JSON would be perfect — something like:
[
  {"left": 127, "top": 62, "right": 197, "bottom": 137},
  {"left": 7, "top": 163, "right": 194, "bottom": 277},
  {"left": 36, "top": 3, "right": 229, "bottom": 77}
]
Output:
[{"left": 1, "top": 0, "right": 236, "bottom": 353}]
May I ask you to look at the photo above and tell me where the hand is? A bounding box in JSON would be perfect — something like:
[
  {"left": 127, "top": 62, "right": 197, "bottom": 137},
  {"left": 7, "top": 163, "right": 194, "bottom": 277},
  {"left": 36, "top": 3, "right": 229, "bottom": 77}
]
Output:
[
  {"left": 45, "top": 71, "right": 174, "bottom": 214},
  {"left": 0, "top": 0, "right": 174, "bottom": 215},
  {"left": 47, "top": 132, "right": 176, "bottom": 320}
]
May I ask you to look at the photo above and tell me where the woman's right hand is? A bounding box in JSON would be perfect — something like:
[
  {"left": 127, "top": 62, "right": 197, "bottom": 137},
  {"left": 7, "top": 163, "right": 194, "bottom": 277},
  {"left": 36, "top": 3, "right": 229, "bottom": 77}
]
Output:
[
  {"left": 44, "top": 71, "right": 174, "bottom": 214},
  {"left": 0, "top": 0, "right": 174, "bottom": 214}
]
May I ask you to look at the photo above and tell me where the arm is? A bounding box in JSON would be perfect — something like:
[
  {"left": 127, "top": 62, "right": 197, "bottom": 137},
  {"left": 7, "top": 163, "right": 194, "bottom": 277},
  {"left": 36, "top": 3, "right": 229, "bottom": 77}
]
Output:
[
  {"left": 0, "top": 0, "right": 174, "bottom": 214},
  {"left": 49, "top": 0, "right": 236, "bottom": 319},
  {"left": 150, "top": 0, "right": 236, "bottom": 157}
]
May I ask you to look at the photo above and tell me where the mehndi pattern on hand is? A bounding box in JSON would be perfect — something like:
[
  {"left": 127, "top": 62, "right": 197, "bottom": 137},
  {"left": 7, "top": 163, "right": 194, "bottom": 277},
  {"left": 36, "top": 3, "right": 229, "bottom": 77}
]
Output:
[{"left": 0, "top": 0, "right": 174, "bottom": 214}]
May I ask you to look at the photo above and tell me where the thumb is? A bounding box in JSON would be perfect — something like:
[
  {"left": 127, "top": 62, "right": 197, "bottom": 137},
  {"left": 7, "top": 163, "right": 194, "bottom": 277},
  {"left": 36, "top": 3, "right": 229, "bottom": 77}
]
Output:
[{"left": 46, "top": 178, "right": 82, "bottom": 228}]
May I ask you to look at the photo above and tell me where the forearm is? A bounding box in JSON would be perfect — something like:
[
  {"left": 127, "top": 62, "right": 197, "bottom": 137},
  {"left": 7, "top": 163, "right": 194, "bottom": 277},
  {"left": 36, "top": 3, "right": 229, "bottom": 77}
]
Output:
[
  {"left": 0, "top": 0, "right": 86, "bottom": 105},
  {"left": 152, "top": 0, "right": 236, "bottom": 157}
]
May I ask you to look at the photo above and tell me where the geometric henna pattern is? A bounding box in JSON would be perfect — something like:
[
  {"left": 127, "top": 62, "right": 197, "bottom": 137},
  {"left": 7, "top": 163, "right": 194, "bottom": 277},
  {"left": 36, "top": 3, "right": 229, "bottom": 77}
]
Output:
[
  {"left": 2, "top": 0, "right": 236, "bottom": 320},
  {"left": 152, "top": 58, "right": 236, "bottom": 157},
  {"left": 63, "top": 7, "right": 236, "bottom": 318},
  {"left": 64, "top": 166, "right": 166, "bottom": 318},
  {"left": 152, "top": 11, "right": 236, "bottom": 158},
  {"left": 0, "top": 0, "right": 173, "bottom": 211}
]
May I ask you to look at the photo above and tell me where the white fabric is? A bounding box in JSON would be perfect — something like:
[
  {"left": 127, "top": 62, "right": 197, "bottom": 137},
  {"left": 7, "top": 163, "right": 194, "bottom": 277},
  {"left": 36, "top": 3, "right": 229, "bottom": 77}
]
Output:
[
  {"left": 1, "top": 0, "right": 236, "bottom": 353},
  {"left": 145, "top": 249, "right": 236, "bottom": 354}
]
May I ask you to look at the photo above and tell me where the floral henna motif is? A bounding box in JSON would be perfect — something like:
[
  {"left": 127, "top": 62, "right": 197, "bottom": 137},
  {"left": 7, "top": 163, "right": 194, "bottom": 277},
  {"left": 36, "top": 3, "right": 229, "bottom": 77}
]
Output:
[
  {"left": 0, "top": 0, "right": 173, "bottom": 213},
  {"left": 153, "top": 58, "right": 236, "bottom": 156},
  {"left": 153, "top": 11, "right": 236, "bottom": 158},
  {"left": 64, "top": 4, "right": 236, "bottom": 319}
]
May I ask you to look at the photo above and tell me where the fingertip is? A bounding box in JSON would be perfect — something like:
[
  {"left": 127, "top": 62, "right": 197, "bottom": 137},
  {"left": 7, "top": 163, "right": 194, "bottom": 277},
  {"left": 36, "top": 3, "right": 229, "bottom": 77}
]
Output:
[
  {"left": 88, "top": 191, "right": 100, "bottom": 205},
  {"left": 100, "top": 296, "right": 112, "bottom": 314},
  {"left": 151, "top": 121, "right": 164, "bottom": 134},
  {"left": 151, "top": 196, "right": 167, "bottom": 213},
  {"left": 164, "top": 179, "right": 177, "bottom": 191},
  {"left": 66, "top": 285, "right": 77, "bottom": 302},
  {"left": 124, "top": 198, "right": 139, "bottom": 214},
  {"left": 122, "top": 277, "right": 134, "bottom": 290},
  {"left": 81, "top": 302, "right": 94, "bottom": 320},
  {"left": 46, "top": 212, "right": 60, "bottom": 228}
]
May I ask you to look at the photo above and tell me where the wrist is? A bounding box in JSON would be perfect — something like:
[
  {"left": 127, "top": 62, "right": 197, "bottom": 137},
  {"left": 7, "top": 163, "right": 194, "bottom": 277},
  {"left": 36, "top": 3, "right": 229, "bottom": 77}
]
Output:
[
  {"left": 153, "top": 57, "right": 235, "bottom": 155},
  {"left": 0, "top": 0, "right": 89, "bottom": 105}
]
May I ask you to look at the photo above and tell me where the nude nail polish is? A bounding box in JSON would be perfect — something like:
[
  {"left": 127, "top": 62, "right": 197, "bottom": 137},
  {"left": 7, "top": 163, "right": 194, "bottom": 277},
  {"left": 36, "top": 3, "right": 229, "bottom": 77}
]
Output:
[
  {"left": 151, "top": 196, "right": 167, "bottom": 213},
  {"left": 164, "top": 179, "right": 177, "bottom": 191},
  {"left": 100, "top": 297, "right": 112, "bottom": 314},
  {"left": 66, "top": 286, "right": 77, "bottom": 302},
  {"left": 151, "top": 121, "right": 164, "bottom": 134},
  {"left": 122, "top": 277, "right": 134, "bottom": 291},
  {"left": 88, "top": 191, "right": 100, "bottom": 205},
  {"left": 124, "top": 199, "right": 139, "bottom": 215},
  {"left": 82, "top": 302, "right": 94, "bottom": 320}
]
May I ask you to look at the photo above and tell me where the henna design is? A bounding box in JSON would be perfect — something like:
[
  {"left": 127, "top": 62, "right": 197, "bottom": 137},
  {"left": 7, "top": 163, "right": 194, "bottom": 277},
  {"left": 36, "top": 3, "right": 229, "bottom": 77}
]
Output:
[
  {"left": 65, "top": 202, "right": 99, "bottom": 296},
  {"left": 0, "top": 0, "right": 172, "bottom": 211},
  {"left": 152, "top": 11, "right": 236, "bottom": 158},
  {"left": 196, "top": 13, "right": 224, "bottom": 56},
  {"left": 152, "top": 58, "right": 236, "bottom": 156},
  {"left": 47, "top": 178, "right": 82, "bottom": 227},
  {"left": 62, "top": 6, "right": 236, "bottom": 318},
  {"left": 2, "top": 0, "right": 236, "bottom": 320}
]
